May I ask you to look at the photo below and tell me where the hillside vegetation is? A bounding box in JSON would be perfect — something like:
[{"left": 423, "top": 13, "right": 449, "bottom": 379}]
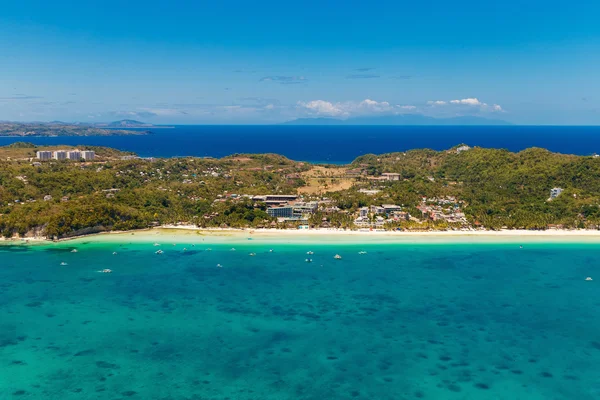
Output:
[
  {"left": 1, "top": 143, "right": 600, "bottom": 238},
  {"left": 349, "top": 146, "right": 600, "bottom": 229},
  {"left": 0, "top": 150, "right": 307, "bottom": 238}
]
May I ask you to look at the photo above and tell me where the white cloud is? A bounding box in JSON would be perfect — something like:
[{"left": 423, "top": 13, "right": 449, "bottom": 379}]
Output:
[
  {"left": 359, "top": 99, "right": 392, "bottom": 112},
  {"left": 398, "top": 105, "right": 416, "bottom": 110},
  {"left": 427, "top": 98, "right": 504, "bottom": 113},
  {"left": 297, "top": 98, "right": 398, "bottom": 117},
  {"left": 298, "top": 100, "right": 347, "bottom": 116},
  {"left": 450, "top": 98, "right": 482, "bottom": 106}
]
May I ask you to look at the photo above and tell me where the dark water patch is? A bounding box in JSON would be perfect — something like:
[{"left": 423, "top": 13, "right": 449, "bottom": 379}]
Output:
[
  {"left": 0, "top": 245, "right": 30, "bottom": 253},
  {"left": 446, "top": 382, "right": 461, "bottom": 392},
  {"left": 96, "top": 361, "right": 119, "bottom": 369},
  {"left": 178, "top": 250, "right": 201, "bottom": 256},
  {"left": 0, "top": 338, "right": 19, "bottom": 348},
  {"left": 74, "top": 349, "right": 96, "bottom": 357},
  {"left": 12, "top": 390, "right": 27, "bottom": 396},
  {"left": 474, "top": 383, "right": 490, "bottom": 390},
  {"left": 352, "top": 293, "right": 399, "bottom": 305},
  {"left": 511, "top": 369, "right": 523, "bottom": 375},
  {"left": 450, "top": 361, "right": 469, "bottom": 368},
  {"left": 43, "top": 247, "right": 77, "bottom": 254}
]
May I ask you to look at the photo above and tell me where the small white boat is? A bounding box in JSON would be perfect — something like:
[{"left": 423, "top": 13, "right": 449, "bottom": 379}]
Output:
[
  {"left": 183, "top": 248, "right": 187, "bottom": 251},
  {"left": 99, "top": 269, "right": 112, "bottom": 273},
  {"left": 112, "top": 252, "right": 117, "bottom": 255},
  {"left": 230, "top": 248, "right": 236, "bottom": 251},
  {"left": 305, "top": 258, "right": 313, "bottom": 263},
  {"left": 155, "top": 250, "right": 164, "bottom": 254},
  {"left": 71, "top": 249, "right": 78, "bottom": 253},
  {"left": 269, "top": 249, "right": 274, "bottom": 253},
  {"left": 307, "top": 251, "right": 314, "bottom": 255},
  {"left": 217, "top": 264, "right": 223, "bottom": 268},
  {"left": 154, "top": 243, "right": 160, "bottom": 246},
  {"left": 586, "top": 277, "right": 593, "bottom": 281},
  {"left": 334, "top": 254, "right": 342, "bottom": 260},
  {"left": 60, "top": 262, "right": 68, "bottom": 266},
  {"left": 206, "top": 248, "right": 212, "bottom": 251},
  {"left": 249, "top": 253, "right": 256, "bottom": 256},
  {"left": 358, "top": 251, "right": 367, "bottom": 255}
]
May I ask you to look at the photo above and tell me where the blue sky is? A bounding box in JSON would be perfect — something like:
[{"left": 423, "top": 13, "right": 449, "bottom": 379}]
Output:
[{"left": 1, "top": 0, "right": 599, "bottom": 125}]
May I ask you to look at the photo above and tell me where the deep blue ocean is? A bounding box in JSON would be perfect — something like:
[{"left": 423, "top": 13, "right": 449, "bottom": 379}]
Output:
[
  {"left": 1, "top": 125, "right": 599, "bottom": 163},
  {"left": 3, "top": 233, "right": 600, "bottom": 399}
]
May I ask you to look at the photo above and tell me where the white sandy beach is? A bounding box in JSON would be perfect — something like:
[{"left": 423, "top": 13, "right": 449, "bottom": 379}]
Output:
[{"left": 4, "top": 225, "right": 600, "bottom": 246}]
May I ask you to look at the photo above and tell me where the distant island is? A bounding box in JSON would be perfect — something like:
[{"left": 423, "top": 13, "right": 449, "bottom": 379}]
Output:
[
  {"left": 282, "top": 114, "right": 511, "bottom": 126},
  {"left": 94, "top": 119, "right": 159, "bottom": 128},
  {"left": 0, "top": 120, "right": 152, "bottom": 137}
]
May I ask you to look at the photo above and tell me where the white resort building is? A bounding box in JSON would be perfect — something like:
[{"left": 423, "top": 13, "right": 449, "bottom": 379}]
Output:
[
  {"left": 36, "top": 151, "right": 52, "bottom": 161},
  {"left": 52, "top": 151, "right": 67, "bottom": 160},
  {"left": 67, "top": 151, "right": 81, "bottom": 160},
  {"left": 550, "top": 187, "right": 563, "bottom": 200},
  {"left": 81, "top": 151, "right": 95, "bottom": 160}
]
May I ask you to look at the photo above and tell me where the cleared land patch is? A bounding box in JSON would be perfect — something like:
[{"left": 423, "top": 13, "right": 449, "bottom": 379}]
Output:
[{"left": 298, "top": 166, "right": 355, "bottom": 195}]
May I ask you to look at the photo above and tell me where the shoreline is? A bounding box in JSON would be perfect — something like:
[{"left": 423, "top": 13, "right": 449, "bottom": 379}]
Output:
[{"left": 4, "top": 226, "right": 600, "bottom": 246}]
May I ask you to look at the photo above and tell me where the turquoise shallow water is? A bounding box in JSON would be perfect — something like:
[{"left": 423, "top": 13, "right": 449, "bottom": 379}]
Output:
[{"left": 2, "top": 239, "right": 600, "bottom": 399}]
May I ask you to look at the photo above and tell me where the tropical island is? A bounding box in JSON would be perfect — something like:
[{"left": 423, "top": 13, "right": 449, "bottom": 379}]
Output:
[
  {"left": 1, "top": 141, "right": 600, "bottom": 240},
  {"left": 0, "top": 120, "right": 152, "bottom": 137}
]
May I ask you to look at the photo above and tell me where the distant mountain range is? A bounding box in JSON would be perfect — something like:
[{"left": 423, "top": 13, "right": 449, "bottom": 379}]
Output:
[
  {"left": 282, "top": 115, "right": 511, "bottom": 126},
  {"left": 94, "top": 119, "right": 155, "bottom": 128}
]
